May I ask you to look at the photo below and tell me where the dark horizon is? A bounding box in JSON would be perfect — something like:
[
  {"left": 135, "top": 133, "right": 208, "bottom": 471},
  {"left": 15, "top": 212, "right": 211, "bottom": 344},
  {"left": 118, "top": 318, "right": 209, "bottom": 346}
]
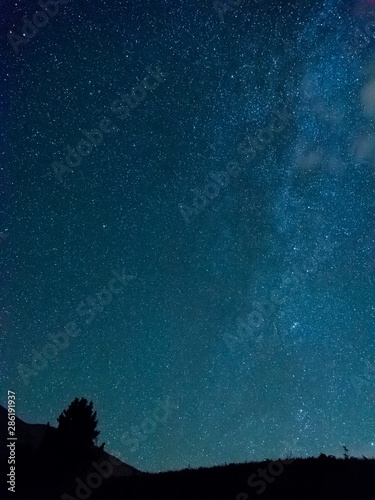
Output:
[
  {"left": 0, "top": 400, "right": 373, "bottom": 475},
  {"left": 1, "top": 398, "right": 374, "bottom": 500}
]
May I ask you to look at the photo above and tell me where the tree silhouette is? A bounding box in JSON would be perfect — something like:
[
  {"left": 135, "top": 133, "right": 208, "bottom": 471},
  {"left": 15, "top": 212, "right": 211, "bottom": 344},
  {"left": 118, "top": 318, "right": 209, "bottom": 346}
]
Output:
[
  {"left": 57, "top": 397, "right": 100, "bottom": 448},
  {"left": 33, "top": 398, "right": 103, "bottom": 494},
  {"left": 55, "top": 397, "right": 101, "bottom": 467}
]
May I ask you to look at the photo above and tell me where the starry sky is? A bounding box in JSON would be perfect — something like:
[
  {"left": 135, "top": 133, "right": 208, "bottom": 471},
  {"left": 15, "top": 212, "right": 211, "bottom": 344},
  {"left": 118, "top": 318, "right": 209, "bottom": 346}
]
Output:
[{"left": 1, "top": 0, "right": 375, "bottom": 473}]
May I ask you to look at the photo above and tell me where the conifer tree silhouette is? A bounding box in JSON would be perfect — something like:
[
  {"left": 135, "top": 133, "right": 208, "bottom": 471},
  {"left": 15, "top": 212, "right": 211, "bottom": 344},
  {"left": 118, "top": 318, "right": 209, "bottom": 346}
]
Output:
[
  {"left": 57, "top": 397, "right": 100, "bottom": 449},
  {"left": 56, "top": 398, "right": 100, "bottom": 467},
  {"left": 35, "top": 398, "right": 102, "bottom": 489}
]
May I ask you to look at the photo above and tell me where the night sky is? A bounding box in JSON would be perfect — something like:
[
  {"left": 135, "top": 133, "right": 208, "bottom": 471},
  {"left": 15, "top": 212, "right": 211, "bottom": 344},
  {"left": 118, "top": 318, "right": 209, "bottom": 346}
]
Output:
[{"left": 1, "top": 0, "right": 375, "bottom": 473}]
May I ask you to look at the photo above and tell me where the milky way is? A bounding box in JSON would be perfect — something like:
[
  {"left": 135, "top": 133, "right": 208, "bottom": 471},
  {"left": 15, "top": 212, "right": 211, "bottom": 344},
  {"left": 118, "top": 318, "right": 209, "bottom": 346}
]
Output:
[{"left": 1, "top": 0, "right": 374, "bottom": 472}]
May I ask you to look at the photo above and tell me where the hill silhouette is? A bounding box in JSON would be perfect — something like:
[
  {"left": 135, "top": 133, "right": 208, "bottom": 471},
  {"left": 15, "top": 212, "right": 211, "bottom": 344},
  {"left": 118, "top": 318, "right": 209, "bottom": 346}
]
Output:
[
  {"left": 0, "top": 403, "right": 140, "bottom": 500},
  {"left": 1, "top": 403, "right": 374, "bottom": 499}
]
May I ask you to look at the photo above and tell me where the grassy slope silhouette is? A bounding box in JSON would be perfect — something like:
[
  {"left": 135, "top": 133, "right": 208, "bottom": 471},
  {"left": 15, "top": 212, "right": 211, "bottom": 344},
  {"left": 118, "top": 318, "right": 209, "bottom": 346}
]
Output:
[{"left": 1, "top": 402, "right": 374, "bottom": 500}]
